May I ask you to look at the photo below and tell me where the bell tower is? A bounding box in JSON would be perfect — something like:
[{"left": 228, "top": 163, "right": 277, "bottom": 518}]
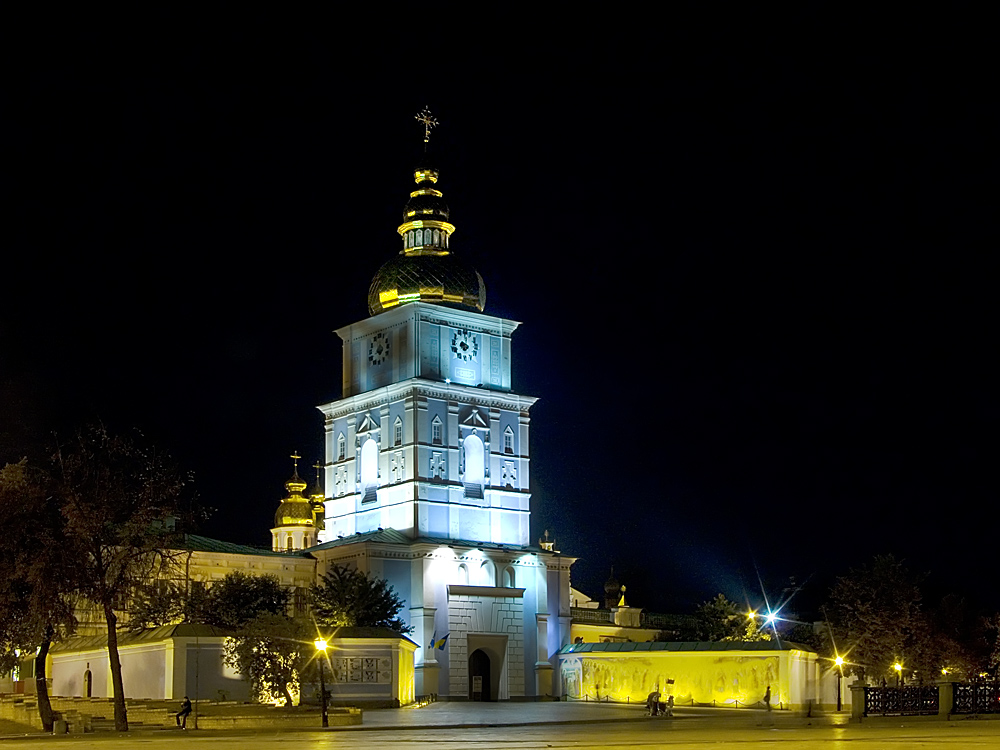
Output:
[{"left": 317, "top": 111, "right": 536, "bottom": 545}]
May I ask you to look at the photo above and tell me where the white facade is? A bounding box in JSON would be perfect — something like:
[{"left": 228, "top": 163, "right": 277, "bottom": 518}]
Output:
[{"left": 312, "top": 296, "right": 573, "bottom": 699}]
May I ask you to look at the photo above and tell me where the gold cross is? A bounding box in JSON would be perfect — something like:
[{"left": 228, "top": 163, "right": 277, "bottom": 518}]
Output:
[
  {"left": 415, "top": 106, "right": 438, "bottom": 144},
  {"left": 291, "top": 451, "right": 301, "bottom": 473}
]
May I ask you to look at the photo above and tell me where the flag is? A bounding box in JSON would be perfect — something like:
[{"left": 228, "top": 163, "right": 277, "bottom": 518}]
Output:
[{"left": 433, "top": 633, "right": 450, "bottom": 650}]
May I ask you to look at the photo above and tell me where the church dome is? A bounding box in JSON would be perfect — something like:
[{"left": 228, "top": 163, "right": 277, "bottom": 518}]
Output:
[
  {"left": 368, "top": 147, "right": 485, "bottom": 316},
  {"left": 369, "top": 252, "right": 485, "bottom": 315},
  {"left": 274, "top": 499, "right": 314, "bottom": 528},
  {"left": 273, "top": 459, "right": 315, "bottom": 528}
]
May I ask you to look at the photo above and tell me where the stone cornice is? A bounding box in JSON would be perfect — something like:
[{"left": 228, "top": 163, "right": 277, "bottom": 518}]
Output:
[{"left": 318, "top": 379, "right": 537, "bottom": 420}]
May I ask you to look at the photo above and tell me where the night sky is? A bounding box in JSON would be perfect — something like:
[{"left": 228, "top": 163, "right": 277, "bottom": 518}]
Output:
[{"left": 3, "top": 12, "right": 996, "bottom": 619}]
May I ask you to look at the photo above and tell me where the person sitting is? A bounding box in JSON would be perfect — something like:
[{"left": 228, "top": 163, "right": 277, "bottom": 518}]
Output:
[{"left": 175, "top": 696, "right": 192, "bottom": 729}]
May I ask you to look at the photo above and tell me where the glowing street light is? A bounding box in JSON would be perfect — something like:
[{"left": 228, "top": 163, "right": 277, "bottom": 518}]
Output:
[
  {"left": 834, "top": 655, "right": 845, "bottom": 711},
  {"left": 893, "top": 662, "right": 903, "bottom": 688},
  {"left": 314, "top": 637, "right": 329, "bottom": 728}
]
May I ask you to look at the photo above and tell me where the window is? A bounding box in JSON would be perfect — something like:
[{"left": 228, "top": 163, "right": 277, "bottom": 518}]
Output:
[
  {"left": 503, "top": 425, "right": 514, "bottom": 454},
  {"left": 457, "top": 564, "right": 469, "bottom": 585},
  {"left": 462, "top": 433, "right": 485, "bottom": 499},
  {"left": 337, "top": 433, "right": 346, "bottom": 461},
  {"left": 394, "top": 417, "right": 403, "bottom": 447},
  {"left": 286, "top": 536, "right": 293, "bottom": 551},
  {"left": 432, "top": 416, "right": 442, "bottom": 445},
  {"left": 360, "top": 437, "right": 378, "bottom": 503}
]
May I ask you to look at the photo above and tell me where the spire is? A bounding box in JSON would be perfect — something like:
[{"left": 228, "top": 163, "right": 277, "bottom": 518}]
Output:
[
  {"left": 367, "top": 110, "right": 486, "bottom": 316},
  {"left": 286, "top": 451, "right": 307, "bottom": 494}
]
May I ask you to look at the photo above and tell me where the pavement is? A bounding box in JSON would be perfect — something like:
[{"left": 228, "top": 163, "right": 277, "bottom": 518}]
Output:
[{"left": 5, "top": 701, "right": 1000, "bottom": 748}]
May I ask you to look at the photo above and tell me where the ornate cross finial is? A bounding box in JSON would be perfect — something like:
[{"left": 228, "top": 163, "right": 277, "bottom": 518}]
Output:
[
  {"left": 415, "top": 106, "right": 438, "bottom": 146},
  {"left": 291, "top": 451, "right": 301, "bottom": 474}
]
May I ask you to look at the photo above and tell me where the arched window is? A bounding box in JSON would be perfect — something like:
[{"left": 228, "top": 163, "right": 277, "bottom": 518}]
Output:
[
  {"left": 463, "top": 433, "right": 484, "bottom": 483},
  {"left": 433, "top": 229, "right": 440, "bottom": 245},
  {"left": 415, "top": 228, "right": 423, "bottom": 246},
  {"left": 457, "top": 563, "right": 469, "bottom": 585},
  {"left": 360, "top": 437, "right": 378, "bottom": 499},
  {"left": 337, "top": 433, "right": 346, "bottom": 461},
  {"left": 502, "top": 567, "right": 515, "bottom": 588},
  {"left": 286, "top": 536, "right": 293, "bottom": 551}
]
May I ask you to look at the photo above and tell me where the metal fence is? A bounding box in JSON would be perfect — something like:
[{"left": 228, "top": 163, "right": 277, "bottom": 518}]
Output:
[
  {"left": 863, "top": 685, "right": 939, "bottom": 716},
  {"left": 954, "top": 682, "right": 1000, "bottom": 714}
]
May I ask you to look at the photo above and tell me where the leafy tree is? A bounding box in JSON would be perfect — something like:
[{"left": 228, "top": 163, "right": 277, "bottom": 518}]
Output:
[
  {"left": 0, "top": 460, "right": 78, "bottom": 731},
  {"left": 724, "top": 614, "right": 771, "bottom": 643},
  {"left": 203, "top": 571, "right": 289, "bottom": 630},
  {"left": 827, "top": 555, "right": 929, "bottom": 682},
  {"left": 126, "top": 580, "right": 188, "bottom": 631},
  {"left": 128, "top": 571, "right": 290, "bottom": 631},
  {"left": 50, "top": 425, "right": 192, "bottom": 731},
  {"left": 693, "top": 594, "right": 744, "bottom": 641},
  {"left": 223, "top": 613, "right": 310, "bottom": 706},
  {"left": 312, "top": 565, "right": 411, "bottom": 633}
]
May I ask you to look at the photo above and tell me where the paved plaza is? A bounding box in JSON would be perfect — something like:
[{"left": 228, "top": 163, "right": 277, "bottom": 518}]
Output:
[{"left": 3, "top": 702, "right": 1000, "bottom": 748}]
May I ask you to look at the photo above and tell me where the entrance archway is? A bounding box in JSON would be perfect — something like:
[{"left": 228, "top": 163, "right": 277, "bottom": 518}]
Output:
[{"left": 469, "top": 649, "right": 492, "bottom": 701}]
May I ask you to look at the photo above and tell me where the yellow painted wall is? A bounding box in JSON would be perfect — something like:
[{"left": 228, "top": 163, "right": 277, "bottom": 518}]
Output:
[{"left": 560, "top": 650, "right": 813, "bottom": 709}]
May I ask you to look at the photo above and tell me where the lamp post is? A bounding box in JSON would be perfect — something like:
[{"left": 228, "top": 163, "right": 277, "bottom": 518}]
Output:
[
  {"left": 893, "top": 662, "right": 903, "bottom": 689},
  {"left": 834, "top": 656, "right": 844, "bottom": 711},
  {"left": 314, "top": 638, "right": 329, "bottom": 728}
]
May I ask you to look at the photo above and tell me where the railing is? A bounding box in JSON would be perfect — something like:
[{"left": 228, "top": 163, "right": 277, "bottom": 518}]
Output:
[
  {"left": 570, "top": 608, "right": 614, "bottom": 624},
  {"left": 863, "top": 685, "right": 938, "bottom": 716},
  {"left": 953, "top": 682, "right": 1000, "bottom": 714}
]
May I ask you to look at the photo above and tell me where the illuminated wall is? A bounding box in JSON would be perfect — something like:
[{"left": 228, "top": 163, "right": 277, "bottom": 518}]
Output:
[{"left": 558, "top": 646, "right": 821, "bottom": 710}]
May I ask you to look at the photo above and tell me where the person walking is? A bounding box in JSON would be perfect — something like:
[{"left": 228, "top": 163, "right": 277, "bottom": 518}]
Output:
[{"left": 175, "top": 696, "right": 192, "bottom": 729}]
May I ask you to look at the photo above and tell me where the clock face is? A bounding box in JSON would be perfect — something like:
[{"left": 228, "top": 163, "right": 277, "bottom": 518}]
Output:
[
  {"left": 451, "top": 329, "right": 479, "bottom": 362},
  {"left": 368, "top": 331, "right": 390, "bottom": 366}
]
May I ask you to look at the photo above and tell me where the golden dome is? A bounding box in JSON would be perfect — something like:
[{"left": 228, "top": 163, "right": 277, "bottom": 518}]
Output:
[
  {"left": 368, "top": 162, "right": 485, "bottom": 316},
  {"left": 273, "top": 456, "right": 314, "bottom": 528}
]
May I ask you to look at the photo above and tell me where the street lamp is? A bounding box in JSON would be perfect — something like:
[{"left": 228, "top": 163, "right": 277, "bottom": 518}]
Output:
[
  {"left": 893, "top": 662, "right": 902, "bottom": 689},
  {"left": 834, "top": 656, "right": 844, "bottom": 711},
  {"left": 314, "top": 638, "right": 329, "bottom": 728}
]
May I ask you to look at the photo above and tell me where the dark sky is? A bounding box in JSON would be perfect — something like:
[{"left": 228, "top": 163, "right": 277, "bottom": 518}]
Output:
[{"left": 2, "top": 11, "right": 996, "bottom": 618}]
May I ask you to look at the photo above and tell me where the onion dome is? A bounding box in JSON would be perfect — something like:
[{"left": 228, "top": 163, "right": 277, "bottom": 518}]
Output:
[
  {"left": 368, "top": 160, "right": 485, "bottom": 315},
  {"left": 273, "top": 459, "right": 315, "bottom": 528}
]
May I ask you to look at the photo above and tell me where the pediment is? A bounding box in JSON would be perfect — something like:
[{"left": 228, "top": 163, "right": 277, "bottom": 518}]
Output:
[
  {"left": 461, "top": 410, "right": 488, "bottom": 428},
  {"left": 357, "top": 413, "right": 380, "bottom": 434}
]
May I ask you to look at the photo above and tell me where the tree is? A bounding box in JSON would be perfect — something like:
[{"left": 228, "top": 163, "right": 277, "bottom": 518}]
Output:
[
  {"left": 128, "top": 570, "right": 290, "bottom": 631},
  {"left": 826, "top": 555, "right": 929, "bottom": 682},
  {"left": 693, "top": 594, "right": 744, "bottom": 642},
  {"left": 51, "top": 425, "right": 191, "bottom": 731},
  {"left": 0, "top": 460, "right": 78, "bottom": 731},
  {"left": 203, "top": 571, "right": 289, "bottom": 630},
  {"left": 312, "top": 565, "right": 411, "bottom": 633},
  {"left": 223, "top": 613, "right": 310, "bottom": 706}
]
